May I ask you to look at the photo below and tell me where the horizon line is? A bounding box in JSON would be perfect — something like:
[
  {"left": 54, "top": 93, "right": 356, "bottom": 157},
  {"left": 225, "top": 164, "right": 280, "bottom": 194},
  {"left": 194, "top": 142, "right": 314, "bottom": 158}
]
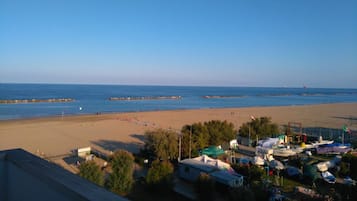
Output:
[{"left": 1, "top": 81, "right": 356, "bottom": 90}]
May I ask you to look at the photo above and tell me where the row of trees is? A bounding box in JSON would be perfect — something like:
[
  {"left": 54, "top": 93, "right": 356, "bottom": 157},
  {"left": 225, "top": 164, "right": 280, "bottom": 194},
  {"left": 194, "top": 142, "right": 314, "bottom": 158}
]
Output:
[
  {"left": 79, "top": 149, "right": 175, "bottom": 196},
  {"left": 142, "top": 120, "right": 237, "bottom": 161},
  {"left": 78, "top": 150, "right": 135, "bottom": 195},
  {"left": 142, "top": 118, "right": 278, "bottom": 161},
  {"left": 181, "top": 120, "right": 236, "bottom": 158},
  {"left": 239, "top": 116, "right": 279, "bottom": 140},
  {"left": 143, "top": 129, "right": 178, "bottom": 160}
]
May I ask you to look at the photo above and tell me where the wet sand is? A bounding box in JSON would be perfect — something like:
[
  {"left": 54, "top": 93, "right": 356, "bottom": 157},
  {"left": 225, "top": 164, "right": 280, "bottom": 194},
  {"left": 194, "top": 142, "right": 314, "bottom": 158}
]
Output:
[{"left": 1, "top": 103, "right": 356, "bottom": 156}]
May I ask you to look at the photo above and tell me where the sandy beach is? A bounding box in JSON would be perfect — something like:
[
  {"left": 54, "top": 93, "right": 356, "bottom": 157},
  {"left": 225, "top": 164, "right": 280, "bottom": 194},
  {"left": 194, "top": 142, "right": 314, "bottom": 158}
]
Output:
[{"left": 1, "top": 103, "right": 356, "bottom": 157}]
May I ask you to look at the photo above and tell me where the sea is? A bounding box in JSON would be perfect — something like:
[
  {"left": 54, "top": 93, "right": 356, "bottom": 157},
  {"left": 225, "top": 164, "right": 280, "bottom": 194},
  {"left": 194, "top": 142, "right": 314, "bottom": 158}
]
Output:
[{"left": 1, "top": 83, "right": 357, "bottom": 120}]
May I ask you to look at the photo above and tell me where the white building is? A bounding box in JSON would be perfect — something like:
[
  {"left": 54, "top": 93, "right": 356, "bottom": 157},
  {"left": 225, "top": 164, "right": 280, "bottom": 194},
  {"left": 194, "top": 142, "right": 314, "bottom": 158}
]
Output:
[{"left": 178, "top": 155, "right": 243, "bottom": 188}]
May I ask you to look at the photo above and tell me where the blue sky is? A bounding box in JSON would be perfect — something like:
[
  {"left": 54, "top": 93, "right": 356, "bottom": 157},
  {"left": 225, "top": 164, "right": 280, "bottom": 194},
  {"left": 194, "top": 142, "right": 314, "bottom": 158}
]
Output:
[{"left": 0, "top": 0, "right": 356, "bottom": 88}]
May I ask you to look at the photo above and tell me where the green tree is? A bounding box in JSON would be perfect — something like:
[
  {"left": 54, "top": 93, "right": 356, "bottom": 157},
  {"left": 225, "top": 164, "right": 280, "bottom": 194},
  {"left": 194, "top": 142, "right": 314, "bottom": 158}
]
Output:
[
  {"left": 342, "top": 153, "right": 357, "bottom": 180},
  {"left": 239, "top": 116, "right": 279, "bottom": 142},
  {"left": 181, "top": 120, "right": 236, "bottom": 159},
  {"left": 144, "top": 128, "right": 178, "bottom": 161},
  {"left": 181, "top": 123, "right": 209, "bottom": 158},
  {"left": 108, "top": 150, "right": 135, "bottom": 195},
  {"left": 78, "top": 161, "right": 104, "bottom": 186},
  {"left": 232, "top": 164, "right": 264, "bottom": 183},
  {"left": 204, "top": 120, "right": 236, "bottom": 146},
  {"left": 146, "top": 160, "right": 174, "bottom": 192}
]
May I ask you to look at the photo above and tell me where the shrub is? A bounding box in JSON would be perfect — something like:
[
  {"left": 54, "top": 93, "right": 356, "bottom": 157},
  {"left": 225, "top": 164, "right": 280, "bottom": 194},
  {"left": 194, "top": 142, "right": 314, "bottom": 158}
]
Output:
[
  {"left": 107, "top": 150, "right": 135, "bottom": 195},
  {"left": 146, "top": 160, "right": 174, "bottom": 193},
  {"left": 78, "top": 161, "right": 104, "bottom": 186}
]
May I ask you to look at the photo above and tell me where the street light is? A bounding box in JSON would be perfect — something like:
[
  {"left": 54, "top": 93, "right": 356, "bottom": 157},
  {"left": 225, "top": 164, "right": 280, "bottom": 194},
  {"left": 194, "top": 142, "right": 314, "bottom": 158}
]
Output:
[
  {"left": 249, "top": 124, "right": 251, "bottom": 147},
  {"left": 178, "top": 132, "right": 182, "bottom": 162},
  {"left": 189, "top": 126, "right": 192, "bottom": 159}
]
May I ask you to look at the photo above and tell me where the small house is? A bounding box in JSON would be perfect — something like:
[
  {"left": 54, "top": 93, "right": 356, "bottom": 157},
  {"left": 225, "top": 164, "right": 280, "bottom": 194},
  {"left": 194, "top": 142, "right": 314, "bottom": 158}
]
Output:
[{"left": 178, "top": 155, "right": 243, "bottom": 188}]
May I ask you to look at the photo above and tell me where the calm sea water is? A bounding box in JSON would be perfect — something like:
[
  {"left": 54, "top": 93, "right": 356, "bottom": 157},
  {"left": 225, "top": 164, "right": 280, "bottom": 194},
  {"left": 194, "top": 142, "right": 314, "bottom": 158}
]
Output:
[{"left": 1, "top": 83, "right": 357, "bottom": 120}]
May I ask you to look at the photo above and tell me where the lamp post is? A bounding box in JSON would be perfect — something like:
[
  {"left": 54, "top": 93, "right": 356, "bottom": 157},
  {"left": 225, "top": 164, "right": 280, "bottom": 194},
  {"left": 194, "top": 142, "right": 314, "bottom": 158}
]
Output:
[
  {"left": 178, "top": 132, "right": 182, "bottom": 162},
  {"left": 189, "top": 126, "right": 192, "bottom": 159},
  {"left": 249, "top": 124, "right": 251, "bottom": 147},
  {"left": 249, "top": 115, "right": 255, "bottom": 147}
]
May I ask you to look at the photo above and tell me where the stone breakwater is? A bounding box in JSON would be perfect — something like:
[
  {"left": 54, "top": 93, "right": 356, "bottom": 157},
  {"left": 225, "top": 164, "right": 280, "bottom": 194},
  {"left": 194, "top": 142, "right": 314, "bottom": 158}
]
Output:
[
  {"left": 109, "top": 96, "right": 182, "bottom": 101},
  {"left": 202, "top": 95, "right": 245, "bottom": 99},
  {"left": 0, "top": 98, "right": 74, "bottom": 104}
]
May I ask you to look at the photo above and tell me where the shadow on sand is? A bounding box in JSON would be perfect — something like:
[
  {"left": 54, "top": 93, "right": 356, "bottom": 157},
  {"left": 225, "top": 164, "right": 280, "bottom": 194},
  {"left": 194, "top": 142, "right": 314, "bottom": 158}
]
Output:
[
  {"left": 63, "top": 155, "right": 84, "bottom": 166},
  {"left": 91, "top": 136, "right": 145, "bottom": 154},
  {"left": 332, "top": 116, "right": 357, "bottom": 122},
  {"left": 130, "top": 134, "right": 146, "bottom": 142}
]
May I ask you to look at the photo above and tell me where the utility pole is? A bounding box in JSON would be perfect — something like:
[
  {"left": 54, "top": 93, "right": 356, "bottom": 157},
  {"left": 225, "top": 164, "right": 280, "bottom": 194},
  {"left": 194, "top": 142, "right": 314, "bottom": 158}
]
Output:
[
  {"left": 249, "top": 124, "right": 251, "bottom": 147},
  {"left": 178, "top": 133, "right": 182, "bottom": 162},
  {"left": 189, "top": 126, "right": 192, "bottom": 159}
]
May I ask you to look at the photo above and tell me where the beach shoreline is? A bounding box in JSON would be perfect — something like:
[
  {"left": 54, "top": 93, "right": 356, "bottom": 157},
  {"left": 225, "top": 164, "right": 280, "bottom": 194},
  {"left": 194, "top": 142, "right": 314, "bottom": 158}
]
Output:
[
  {"left": 1, "top": 102, "right": 357, "bottom": 157},
  {"left": 1, "top": 102, "right": 356, "bottom": 123}
]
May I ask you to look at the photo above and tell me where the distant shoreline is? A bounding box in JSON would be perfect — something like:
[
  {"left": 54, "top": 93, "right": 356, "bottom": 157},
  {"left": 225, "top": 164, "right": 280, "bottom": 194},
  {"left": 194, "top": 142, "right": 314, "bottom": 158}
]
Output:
[
  {"left": 1, "top": 102, "right": 357, "bottom": 123},
  {"left": 1, "top": 102, "right": 357, "bottom": 157}
]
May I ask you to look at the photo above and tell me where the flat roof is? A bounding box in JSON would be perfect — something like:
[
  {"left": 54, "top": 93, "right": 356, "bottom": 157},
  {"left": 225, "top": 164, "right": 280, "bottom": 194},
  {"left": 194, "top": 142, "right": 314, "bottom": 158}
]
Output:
[
  {"left": 0, "top": 148, "right": 129, "bottom": 201},
  {"left": 179, "top": 155, "right": 231, "bottom": 173}
]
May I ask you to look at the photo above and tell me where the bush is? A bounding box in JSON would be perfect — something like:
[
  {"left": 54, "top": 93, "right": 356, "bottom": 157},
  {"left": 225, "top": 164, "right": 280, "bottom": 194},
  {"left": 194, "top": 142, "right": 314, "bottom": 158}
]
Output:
[
  {"left": 78, "top": 161, "right": 104, "bottom": 186},
  {"left": 342, "top": 153, "right": 357, "bottom": 180},
  {"left": 232, "top": 164, "right": 264, "bottom": 183},
  {"left": 146, "top": 160, "right": 174, "bottom": 193},
  {"left": 108, "top": 150, "right": 135, "bottom": 195},
  {"left": 339, "top": 162, "right": 350, "bottom": 177},
  {"left": 239, "top": 117, "right": 279, "bottom": 141},
  {"left": 181, "top": 120, "right": 236, "bottom": 158},
  {"left": 143, "top": 129, "right": 178, "bottom": 161}
]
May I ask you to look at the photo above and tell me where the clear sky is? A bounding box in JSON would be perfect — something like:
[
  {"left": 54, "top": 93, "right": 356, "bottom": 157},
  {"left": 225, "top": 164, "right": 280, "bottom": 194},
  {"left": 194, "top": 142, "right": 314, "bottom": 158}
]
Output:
[{"left": 0, "top": 0, "right": 356, "bottom": 88}]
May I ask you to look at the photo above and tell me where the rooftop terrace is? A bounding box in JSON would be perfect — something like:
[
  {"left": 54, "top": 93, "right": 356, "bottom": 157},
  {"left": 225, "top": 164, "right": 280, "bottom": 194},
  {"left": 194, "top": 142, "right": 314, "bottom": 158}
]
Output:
[{"left": 0, "top": 148, "right": 128, "bottom": 201}]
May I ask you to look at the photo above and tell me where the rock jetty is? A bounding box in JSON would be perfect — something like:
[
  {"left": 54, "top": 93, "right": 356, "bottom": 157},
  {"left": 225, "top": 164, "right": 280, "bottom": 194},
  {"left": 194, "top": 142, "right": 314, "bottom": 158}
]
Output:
[
  {"left": 109, "top": 96, "right": 182, "bottom": 101},
  {"left": 0, "top": 98, "right": 74, "bottom": 104},
  {"left": 202, "top": 95, "right": 244, "bottom": 99}
]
